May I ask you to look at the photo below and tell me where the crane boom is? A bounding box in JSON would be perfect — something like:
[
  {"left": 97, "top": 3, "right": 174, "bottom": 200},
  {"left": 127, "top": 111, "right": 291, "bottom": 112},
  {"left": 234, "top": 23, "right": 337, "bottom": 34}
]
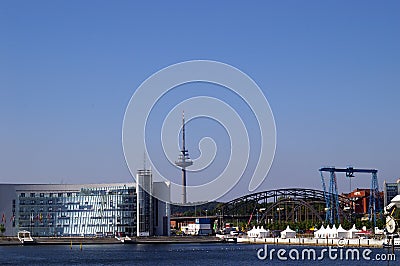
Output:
[{"left": 319, "top": 167, "right": 377, "bottom": 174}]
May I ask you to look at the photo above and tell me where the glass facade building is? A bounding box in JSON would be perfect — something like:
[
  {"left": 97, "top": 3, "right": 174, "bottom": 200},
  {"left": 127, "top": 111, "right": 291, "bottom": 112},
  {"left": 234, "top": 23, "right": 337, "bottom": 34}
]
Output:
[
  {"left": 384, "top": 180, "right": 400, "bottom": 207},
  {"left": 0, "top": 178, "right": 171, "bottom": 237},
  {"left": 17, "top": 185, "right": 136, "bottom": 237},
  {"left": 137, "top": 169, "right": 152, "bottom": 236}
]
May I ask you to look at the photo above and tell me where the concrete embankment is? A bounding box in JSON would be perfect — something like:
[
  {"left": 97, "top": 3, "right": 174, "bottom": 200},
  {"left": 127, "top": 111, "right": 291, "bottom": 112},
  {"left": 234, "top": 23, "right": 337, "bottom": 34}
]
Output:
[
  {"left": 0, "top": 237, "right": 21, "bottom": 245},
  {"left": 238, "top": 237, "right": 384, "bottom": 248},
  {"left": 3, "top": 236, "right": 382, "bottom": 248},
  {"left": 0, "top": 236, "right": 222, "bottom": 246},
  {"left": 135, "top": 236, "right": 222, "bottom": 244},
  {"left": 0, "top": 237, "right": 121, "bottom": 246}
]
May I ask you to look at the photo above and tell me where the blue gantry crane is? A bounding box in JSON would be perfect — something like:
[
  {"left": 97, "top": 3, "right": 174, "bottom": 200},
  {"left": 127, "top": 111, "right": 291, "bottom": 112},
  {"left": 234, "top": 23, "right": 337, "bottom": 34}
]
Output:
[{"left": 319, "top": 167, "right": 380, "bottom": 227}]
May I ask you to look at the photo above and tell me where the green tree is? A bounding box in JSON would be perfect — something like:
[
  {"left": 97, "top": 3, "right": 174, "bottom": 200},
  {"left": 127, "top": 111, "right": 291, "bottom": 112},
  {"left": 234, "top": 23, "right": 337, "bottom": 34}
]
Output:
[{"left": 0, "top": 224, "right": 5, "bottom": 236}]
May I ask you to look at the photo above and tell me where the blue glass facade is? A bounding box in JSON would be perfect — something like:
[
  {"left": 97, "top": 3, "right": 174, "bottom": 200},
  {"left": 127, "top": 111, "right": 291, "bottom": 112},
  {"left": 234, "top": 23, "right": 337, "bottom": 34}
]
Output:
[
  {"left": 0, "top": 179, "right": 170, "bottom": 237},
  {"left": 17, "top": 185, "right": 136, "bottom": 237},
  {"left": 384, "top": 181, "right": 400, "bottom": 207}
]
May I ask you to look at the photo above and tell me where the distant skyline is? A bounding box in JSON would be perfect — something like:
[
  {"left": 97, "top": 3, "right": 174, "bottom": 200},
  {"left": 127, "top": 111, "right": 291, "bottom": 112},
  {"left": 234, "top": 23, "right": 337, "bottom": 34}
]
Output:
[{"left": 1, "top": 1, "right": 399, "bottom": 202}]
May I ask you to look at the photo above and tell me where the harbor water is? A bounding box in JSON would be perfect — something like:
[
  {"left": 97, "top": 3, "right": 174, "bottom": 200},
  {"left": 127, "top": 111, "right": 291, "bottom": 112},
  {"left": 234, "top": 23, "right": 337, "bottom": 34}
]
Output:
[{"left": 0, "top": 243, "right": 399, "bottom": 265}]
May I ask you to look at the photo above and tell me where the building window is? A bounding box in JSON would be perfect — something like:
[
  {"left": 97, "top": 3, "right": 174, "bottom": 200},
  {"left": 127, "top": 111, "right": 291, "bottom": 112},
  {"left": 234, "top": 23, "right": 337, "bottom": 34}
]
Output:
[
  {"left": 30, "top": 193, "right": 35, "bottom": 198},
  {"left": 39, "top": 193, "right": 44, "bottom": 198},
  {"left": 20, "top": 193, "right": 25, "bottom": 197}
]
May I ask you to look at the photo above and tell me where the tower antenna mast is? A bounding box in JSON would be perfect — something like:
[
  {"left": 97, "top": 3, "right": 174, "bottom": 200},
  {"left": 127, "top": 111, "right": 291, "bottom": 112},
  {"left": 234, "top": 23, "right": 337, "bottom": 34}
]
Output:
[{"left": 175, "top": 111, "right": 193, "bottom": 204}]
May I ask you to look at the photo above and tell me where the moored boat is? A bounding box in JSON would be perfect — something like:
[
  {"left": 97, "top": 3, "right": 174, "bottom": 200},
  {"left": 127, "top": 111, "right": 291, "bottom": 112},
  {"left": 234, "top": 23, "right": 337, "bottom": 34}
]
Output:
[
  {"left": 383, "top": 234, "right": 400, "bottom": 248},
  {"left": 17, "top": 230, "right": 35, "bottom": 245}
]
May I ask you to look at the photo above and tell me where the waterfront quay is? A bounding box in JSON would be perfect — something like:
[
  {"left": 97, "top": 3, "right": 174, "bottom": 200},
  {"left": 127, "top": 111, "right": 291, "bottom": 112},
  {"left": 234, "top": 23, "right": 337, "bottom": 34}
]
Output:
[
  {"left": 238, "top": 237, "right": 384, "bottom": 248},
  {"left": 0, "top": 236, "right": 222, "bottom": 246},
  {"left": 0, "top": 235, "right": 387, "bottom": 249}
]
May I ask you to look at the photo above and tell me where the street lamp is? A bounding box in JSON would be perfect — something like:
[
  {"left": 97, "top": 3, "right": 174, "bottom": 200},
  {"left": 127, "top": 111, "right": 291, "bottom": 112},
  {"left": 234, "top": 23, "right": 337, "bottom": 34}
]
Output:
[
  {"left": 205, "top": 209, "right": 208, "bottom": 219},
  {"left": 217, "top": 210, "right": 222, "bottom": 231},
  {"left": 256, "top": 208, "right": 266, "bottom": 224},
  {"left": 259, "top": 208, "right": 266, "bottom": 224},
  {"left": 277, "top": 207, "right": 284, "bottom": 224}
]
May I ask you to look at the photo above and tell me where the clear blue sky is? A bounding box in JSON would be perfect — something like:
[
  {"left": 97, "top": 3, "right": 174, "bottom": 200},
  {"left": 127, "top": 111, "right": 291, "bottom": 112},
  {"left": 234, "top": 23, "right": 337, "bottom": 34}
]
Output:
[{"left": 1, "top": 1, "right": 399, "bottom": 201}]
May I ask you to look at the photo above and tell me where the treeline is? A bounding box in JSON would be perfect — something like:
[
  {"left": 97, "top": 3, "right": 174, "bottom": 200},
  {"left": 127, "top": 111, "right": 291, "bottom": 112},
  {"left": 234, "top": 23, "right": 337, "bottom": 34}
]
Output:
[{"left": 170, "top": 202, "right": 222, "bottom": 217}]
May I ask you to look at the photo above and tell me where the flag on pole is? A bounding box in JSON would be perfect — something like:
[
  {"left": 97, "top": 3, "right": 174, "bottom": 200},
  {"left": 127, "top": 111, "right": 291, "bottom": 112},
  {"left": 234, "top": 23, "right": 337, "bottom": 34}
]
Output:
[
  {"left": 10, "top": 215, "right": 15, "bottom": 222},
  {"left": 247, "top": 212, "right": 253, "bottom": 227},
  {"left": 1, "top": 213, "right": 6, "bottom": 224}
]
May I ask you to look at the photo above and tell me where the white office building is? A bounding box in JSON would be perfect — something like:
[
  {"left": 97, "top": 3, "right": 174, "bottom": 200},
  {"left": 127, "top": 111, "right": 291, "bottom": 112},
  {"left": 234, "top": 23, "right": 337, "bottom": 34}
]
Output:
[{"left": 0, "top": 170, "right": 170, "bottom": 237}]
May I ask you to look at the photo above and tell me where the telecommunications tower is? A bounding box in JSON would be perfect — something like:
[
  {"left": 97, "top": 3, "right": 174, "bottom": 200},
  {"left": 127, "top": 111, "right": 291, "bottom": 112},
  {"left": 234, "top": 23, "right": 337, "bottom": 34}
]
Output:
[{"left": 175, "top": 111, "right": 193, "bottom": 204}]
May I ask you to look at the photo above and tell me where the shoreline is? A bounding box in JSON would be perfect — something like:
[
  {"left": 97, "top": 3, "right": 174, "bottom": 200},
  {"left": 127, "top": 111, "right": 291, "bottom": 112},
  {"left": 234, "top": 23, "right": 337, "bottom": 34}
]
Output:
[
  {"left": 237, "top": 236, "right": 385, "bottom": 248},
  {"left": 0, "top": 236, "right": 223, "bottom": 246},
  {"left": 0, "top": 236, "right": 388, "bottom": 248}
]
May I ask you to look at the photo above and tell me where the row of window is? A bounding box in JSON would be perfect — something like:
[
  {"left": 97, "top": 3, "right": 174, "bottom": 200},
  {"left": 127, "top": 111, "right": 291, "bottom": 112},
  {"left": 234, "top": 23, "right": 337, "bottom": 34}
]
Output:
[
  {"left": 20, "top": 192, "right": 77, "bottom": 198},
  {"left": 20, "top": 199, "right": 135, "bottom": 206},
  {"left": 20, "top": 190, "right": 136, "bottom": 199},
  {"left": 19, "top": 223, "right": 136, "bottom": 228}
]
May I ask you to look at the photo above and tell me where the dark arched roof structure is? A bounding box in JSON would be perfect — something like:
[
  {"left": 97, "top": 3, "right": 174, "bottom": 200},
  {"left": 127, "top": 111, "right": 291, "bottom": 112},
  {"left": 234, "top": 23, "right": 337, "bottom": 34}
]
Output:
[{"left": 216, "top": 188, "right": 351, "bottom": 225}]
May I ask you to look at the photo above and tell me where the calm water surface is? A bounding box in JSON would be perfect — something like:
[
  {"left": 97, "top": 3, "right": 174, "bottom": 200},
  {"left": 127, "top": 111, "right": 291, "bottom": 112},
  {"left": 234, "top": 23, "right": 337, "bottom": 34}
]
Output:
[{"left": 0, "top": 243, "right": 398, "bottom": 265}]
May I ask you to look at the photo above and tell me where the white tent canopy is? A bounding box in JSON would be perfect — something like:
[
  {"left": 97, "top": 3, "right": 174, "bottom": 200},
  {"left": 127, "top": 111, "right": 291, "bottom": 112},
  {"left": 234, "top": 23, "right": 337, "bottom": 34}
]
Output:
[
  {"left": 280, "top": 225, "right": 296, "bottom": 239},
  {"left": 315, "top": 224, "right": 351, "bottom": 239},
  {"left": 327, "top": 224, "right": 338, "bottom": 238},
  {"left": 337, "top": 224, "right": 349, "bottom": 239},
  {"left": 314, "top": 225, "right": 326, "bottom": 239},
  {"left": 314, "top": 224, "right": 367, "bottom": 239},
  {"left": 347, "top": 224, "right": 360, "bottom": 239},
  {"left": 247, "top": 226, "right": 270, "bottom": 238}
]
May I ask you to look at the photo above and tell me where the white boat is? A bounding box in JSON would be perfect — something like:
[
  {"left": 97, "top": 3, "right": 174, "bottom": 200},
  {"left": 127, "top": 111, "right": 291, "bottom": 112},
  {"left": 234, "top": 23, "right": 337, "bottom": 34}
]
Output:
[
  {"left": 383, "top": 235, "right": 400, "bottom": 248},
  {"left": 215, "top": 232, "right": 237, "bottom": 242},
  {"left": 17, "top": 230, "right": 34, "bottom": 244}
]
